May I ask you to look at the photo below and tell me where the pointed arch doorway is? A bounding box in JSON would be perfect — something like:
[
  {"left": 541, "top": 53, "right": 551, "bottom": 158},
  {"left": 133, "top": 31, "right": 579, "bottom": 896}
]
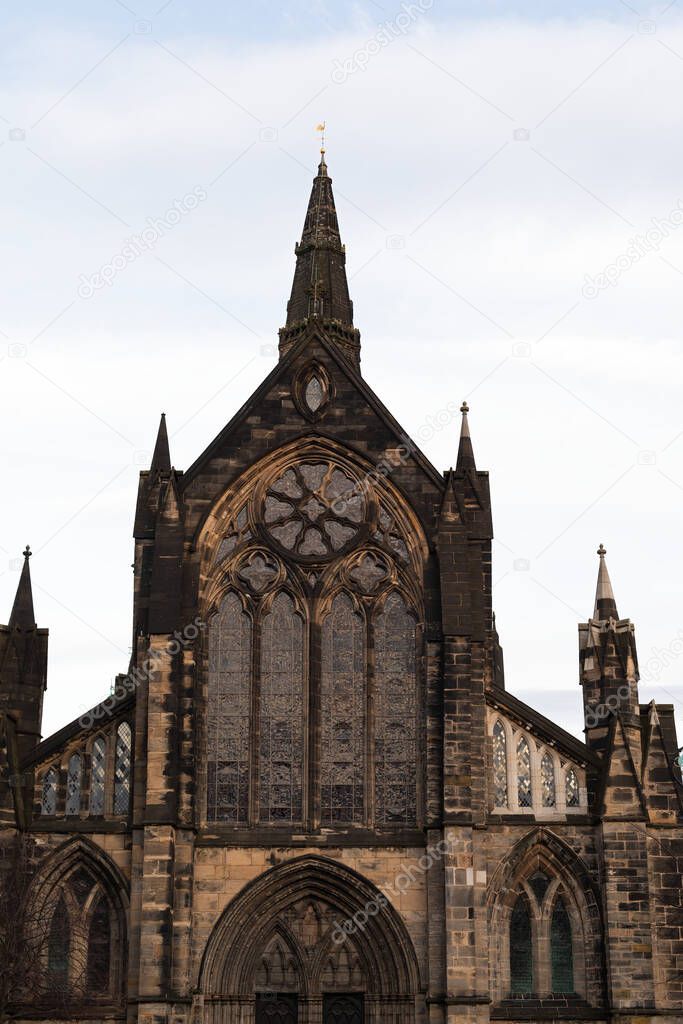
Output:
[{"left": 199, "top": 856, "right": 420, "bottom": 1024}]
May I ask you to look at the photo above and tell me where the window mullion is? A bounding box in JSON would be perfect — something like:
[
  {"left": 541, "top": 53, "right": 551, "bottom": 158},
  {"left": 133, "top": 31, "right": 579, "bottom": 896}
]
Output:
[
  {"left": 309, "top": 613, "right": 320, "bottom": 830},
  {"left": 366, "top": 605, "right": 375, "bottom": 829},
  {"left": 249, "top": 608, "right": 260, "bottom": 827}
]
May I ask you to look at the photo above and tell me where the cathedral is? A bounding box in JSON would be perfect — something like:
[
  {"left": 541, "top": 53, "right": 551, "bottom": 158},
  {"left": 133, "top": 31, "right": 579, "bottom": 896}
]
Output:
[{"left": 1, "top": 150, "right": 682, "bottom": 1024}]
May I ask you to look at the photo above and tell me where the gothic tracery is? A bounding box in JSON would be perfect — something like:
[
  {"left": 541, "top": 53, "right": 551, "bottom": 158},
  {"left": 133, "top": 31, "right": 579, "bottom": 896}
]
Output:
[{"left": 204, "top": 450, "right": 423, "bottom": 828}]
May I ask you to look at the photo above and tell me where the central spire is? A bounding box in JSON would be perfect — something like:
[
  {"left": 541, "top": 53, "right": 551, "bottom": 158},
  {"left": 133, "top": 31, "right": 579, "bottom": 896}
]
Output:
[{"left": 279, "top": 151, "right": 361, "bottom": 368}]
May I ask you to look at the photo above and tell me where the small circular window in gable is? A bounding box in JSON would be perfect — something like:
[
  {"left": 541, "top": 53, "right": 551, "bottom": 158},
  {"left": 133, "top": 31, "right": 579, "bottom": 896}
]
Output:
[{"left": 294, "top": 364, "right": 332, "bottom": 419}]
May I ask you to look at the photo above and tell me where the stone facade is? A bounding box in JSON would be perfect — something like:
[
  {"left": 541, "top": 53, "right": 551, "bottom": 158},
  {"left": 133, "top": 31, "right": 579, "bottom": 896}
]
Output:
[{"left": 1, "top": 154, "right": 682, "bottom": 1024}]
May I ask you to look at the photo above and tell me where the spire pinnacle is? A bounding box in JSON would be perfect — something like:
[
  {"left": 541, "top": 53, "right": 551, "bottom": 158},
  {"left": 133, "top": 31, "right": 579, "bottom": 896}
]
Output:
[
  {"left": 150, "top": 412, "right": 171, "bottom": 476},
  {"left": 456, "top": 400, "right": 476, "bottom": 472},
  {"left": 594, "top": 543, "right": 618, "bottom": 620},
  {"left": 9, "top": 546, "right": 36, "bottom": 630},
  {"left": 279, "top": 150, "right": 360, "bottom": 368}
]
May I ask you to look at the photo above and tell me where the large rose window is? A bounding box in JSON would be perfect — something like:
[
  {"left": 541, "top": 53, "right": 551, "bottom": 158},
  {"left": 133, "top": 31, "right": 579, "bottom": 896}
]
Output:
[{"left": 263, "top": 462, "right": 365, "bottom": 559}]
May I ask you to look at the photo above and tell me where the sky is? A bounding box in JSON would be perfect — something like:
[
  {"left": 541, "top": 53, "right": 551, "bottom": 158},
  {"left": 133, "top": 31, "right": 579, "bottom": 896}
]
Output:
[{"left": 1, "top": 0, "right": 683, "bottom": 743}]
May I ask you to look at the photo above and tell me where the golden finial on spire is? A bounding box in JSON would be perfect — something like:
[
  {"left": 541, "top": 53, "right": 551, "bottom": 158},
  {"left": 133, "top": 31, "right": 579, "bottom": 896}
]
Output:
[{"left": 316, "top": 121, "right": 326, "bottom": 154}]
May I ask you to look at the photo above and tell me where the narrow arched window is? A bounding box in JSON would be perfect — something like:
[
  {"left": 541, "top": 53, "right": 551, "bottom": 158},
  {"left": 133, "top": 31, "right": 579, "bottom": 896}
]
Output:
[
  {"left": 541, "top": 752, "right": 556, "bottom": 807},
  {"left": 114, "top": 722, "right": 132, "bottom": 815},
  {"left": 565, "top": 768, "right": 580, "bottom": 807},
  {"left": 321, "top": 593, "right": 365, "bottom": 824},
  {"left": 90, "top": 737, "right": 106, "bottom": 815},
  {"left": 492, "top": 721, "right": 508, "bottom": 807},
  {"left": 517, "top": 737, "right": 532, "bottom": 808},
  {"left": 207, "top": 592, "right": 251, "bottom": 823},
  {"left": 47, "top": 895, "right": 70, "bottom": 986},
  {"left": 259, "top": 593, "right": 304, "bottom": 823},
  {"left": 41, "top": 767, "right": 58, "bottom": 816},
  {"left": 551, "top": 897, "right": 574, "bottom": 993},
  {"left": 374, "top": 592, "right": 417, "bottom": 825},
  {"left": 510, "top": 895, "right": 533, "bottom": 995},
  {"left": 65, "top": 754, "right": 82, "bottom": 816},
  {"left": 87, "top": 895, "right": 112, "bottom": 993}
]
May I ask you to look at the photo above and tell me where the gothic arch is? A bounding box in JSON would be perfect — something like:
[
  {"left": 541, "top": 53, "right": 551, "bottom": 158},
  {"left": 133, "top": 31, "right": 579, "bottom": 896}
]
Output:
[
  {"left": 29, "top": 836, "right": 128, "bottom": 1003},
  {"left": 199, "top": 855, "right": 421, "bottom": 1023},
  {"left": 198, "top": 436, "right": 427, "bottom": 831},
  {"left": 194, "top": 435, "right": 430, "bottom": 589},
  {"left": 487, "top": 828, "right": 605, "bottom": 1006}
]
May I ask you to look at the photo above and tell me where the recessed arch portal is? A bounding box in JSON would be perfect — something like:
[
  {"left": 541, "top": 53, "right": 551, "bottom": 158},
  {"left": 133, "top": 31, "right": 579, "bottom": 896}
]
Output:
[{"left": 199, "top": 855, "right": 421, "bottom": 1024}]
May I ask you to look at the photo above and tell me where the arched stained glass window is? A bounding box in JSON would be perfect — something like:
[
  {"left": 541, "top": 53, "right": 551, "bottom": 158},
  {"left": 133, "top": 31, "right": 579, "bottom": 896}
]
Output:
[
  {"left": 65, "top": 754, "right": 82, "bottom": 816},
  {"left": 551, "top": 897, "right": 574, "bottom": 993},
  {"left": 492, "top": 721, "right": 508, "bottom": 807},
  {"left": 565, "top": 768, "right": 580, "bottom": 808},
  {"left": 207, "top": 592, "right": 251, "bottom": 823},
  {"left": 517, "top": 737, "right": 532, "bottom": 808},
  {"left": 321, "top": 594, "right": 365, "bottom": 824},
  {"left": 90, "top": 738, "right": 106, "bottom": 815},
  {"left": 47, "top": 895, "right": 70, "bottom": 986},
  {"left": 374, "top": 592, "right": 417, "bottom": 825},
  {"left": 541, "top": 752, "right": 556, "bottom": 807},
  {"left": 510, "top": 895, "right": 533, "bottom": 995},
  {"left": 87, "top": 895, "right": 112, "bottom": 993},
  {"left": 259, "top": 593, "right": 304, "bottom": 823},
  {"left": 114, "top": 722, "right": 132, "bottom": 815},
  {"left": 41, "top": 767, "right": 58, "bottom": 816}
]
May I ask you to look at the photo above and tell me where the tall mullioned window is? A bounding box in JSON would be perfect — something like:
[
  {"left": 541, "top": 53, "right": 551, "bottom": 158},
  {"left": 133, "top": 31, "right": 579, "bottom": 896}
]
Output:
[
  {"left": 492, "top": 720, "right": 508, "bottom": 806},
  {"left": 65, "top": 754, "right": 82, "bottom": 816},
  {"left": 551, "top": 898, "right": 574, "bottom": 993},
  {"left": 565, "top": 768, "right": 580, "bottom": 807},
  {"left": 321, "top": 594, "right": 365, "bottom": 824},
  {"left": 374, "top": 593, "right": 417, "bottom": 826},
  {"left": 207, "top": 593, "right": 251, "bottom": 823},
  {"left": 541, "top": 752, "right": 556, "bottom": 807},
  {"left": 259, "top": 593, "right": 305, "bottom": 823},
  {"left": 510, "top": 896, "right": 533, "bottom": 994},
  {"left": 90, "top": 738, "right": 106, "bottom": 815},
  {"left": 517, "top": 737, "right": 532, "bottom": 808},
  {"left": 41, "top": 767, "right": 58, "bottom": 816},
  {"left": 503, "top": 879, "right": 579, "bottom": 999},
  {"left": 114, "top": 722, "right": 132, "bottom": 815},
  {"left": 47, "top": 896, "right": 70, "bottom": 985},
  {"left": 87, "top": 896, "right": 112, "bottom": 992},
  {"left": 204, "top": 454, "right": 422, "bottom": 829}
]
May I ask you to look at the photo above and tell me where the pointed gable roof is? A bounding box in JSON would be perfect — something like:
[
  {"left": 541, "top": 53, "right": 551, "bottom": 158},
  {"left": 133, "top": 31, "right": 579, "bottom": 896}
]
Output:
[
  {"left": 182, "top": 325, "right": 445, "bottom": 497},
  {"left": 641, "top": 701, "right": 683, "bottom": 822},
  {"left": 596, "top": 713, "right": 648, "bottom": 819}
]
